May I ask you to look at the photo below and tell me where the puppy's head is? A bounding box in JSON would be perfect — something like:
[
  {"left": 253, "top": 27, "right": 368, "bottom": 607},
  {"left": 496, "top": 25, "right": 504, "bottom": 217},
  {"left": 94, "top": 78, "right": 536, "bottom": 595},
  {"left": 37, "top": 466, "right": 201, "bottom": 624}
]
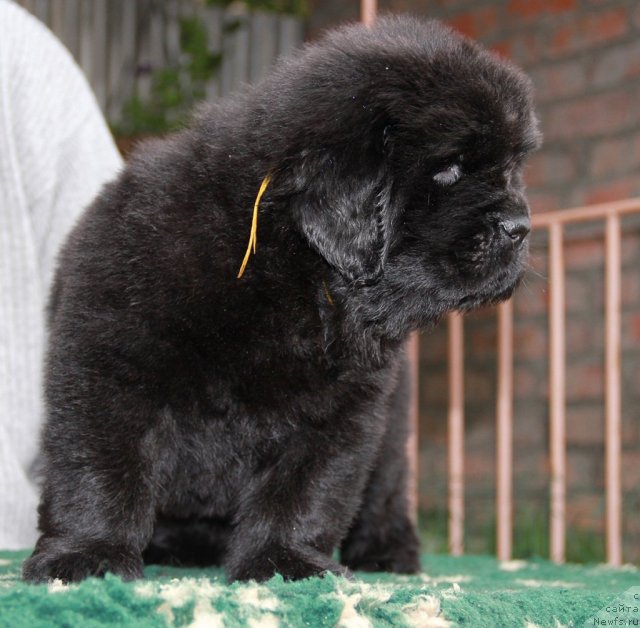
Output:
[{"left": 263, "top": 16, "right": 541, "bottom": 327}]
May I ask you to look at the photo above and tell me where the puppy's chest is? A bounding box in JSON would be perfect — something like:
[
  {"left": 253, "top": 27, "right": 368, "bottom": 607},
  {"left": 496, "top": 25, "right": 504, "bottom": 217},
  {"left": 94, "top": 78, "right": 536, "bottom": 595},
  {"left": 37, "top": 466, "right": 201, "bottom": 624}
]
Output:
[
  {"left": 157, "top": 347, "right": 399, "bottom": 517},
  {"left": 161, "top": 367, "right": 390, "bottom": 514},
  {"left": 200, "top": 313, "right": 392, "bottom": 414},
  {"left": 223, "top": 339, "right": 393, "bottom": 417}
]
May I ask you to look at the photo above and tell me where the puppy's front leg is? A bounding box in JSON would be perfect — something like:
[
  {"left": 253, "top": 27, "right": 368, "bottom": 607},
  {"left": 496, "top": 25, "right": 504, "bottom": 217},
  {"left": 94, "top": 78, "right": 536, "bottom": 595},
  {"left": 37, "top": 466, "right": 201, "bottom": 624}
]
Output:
[
  {"left": 340, "top": 354, "right": 421, "bottom": 574},
  {"left": 22, "top": 392, "right": 163, "bottom": 583},
  {"left": 224, "top": 425, "right": 379, "bottom": 582}
]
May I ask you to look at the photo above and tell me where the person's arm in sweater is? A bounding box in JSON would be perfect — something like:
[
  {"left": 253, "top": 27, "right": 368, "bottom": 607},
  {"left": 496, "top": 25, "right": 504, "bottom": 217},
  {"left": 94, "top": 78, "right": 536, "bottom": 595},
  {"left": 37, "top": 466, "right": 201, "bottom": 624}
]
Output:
[{"left": 0, "top": 0, "right": 123, "bottom": 549}]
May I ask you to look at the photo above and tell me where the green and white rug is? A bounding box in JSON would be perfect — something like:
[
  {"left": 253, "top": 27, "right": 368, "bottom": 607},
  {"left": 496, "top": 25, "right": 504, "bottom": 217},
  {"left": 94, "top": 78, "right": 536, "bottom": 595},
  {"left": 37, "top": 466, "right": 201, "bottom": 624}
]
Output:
[{"left": 0, "top": 551, "right": 637, "bottom": 627}]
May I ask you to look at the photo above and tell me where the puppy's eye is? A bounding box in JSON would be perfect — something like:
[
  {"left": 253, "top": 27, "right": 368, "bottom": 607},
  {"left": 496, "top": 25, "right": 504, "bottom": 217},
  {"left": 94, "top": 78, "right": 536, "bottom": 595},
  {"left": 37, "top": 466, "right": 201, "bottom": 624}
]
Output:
[{"left": 433, "top": 163, "right": 462, "bottom": 186}]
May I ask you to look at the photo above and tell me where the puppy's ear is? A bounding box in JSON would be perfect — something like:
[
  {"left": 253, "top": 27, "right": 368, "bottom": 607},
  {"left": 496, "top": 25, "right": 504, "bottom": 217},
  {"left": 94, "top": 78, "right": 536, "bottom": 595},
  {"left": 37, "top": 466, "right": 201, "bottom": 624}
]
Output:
[{"left": 289, "top": 153, "right": 396, "bottom": 285}]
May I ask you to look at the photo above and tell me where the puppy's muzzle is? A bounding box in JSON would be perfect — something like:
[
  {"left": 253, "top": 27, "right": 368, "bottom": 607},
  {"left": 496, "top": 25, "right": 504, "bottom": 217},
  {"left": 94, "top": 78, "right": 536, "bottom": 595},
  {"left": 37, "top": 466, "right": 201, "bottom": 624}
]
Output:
[{"left": 499, "top": 217, "right": 530, "bottom": 247}]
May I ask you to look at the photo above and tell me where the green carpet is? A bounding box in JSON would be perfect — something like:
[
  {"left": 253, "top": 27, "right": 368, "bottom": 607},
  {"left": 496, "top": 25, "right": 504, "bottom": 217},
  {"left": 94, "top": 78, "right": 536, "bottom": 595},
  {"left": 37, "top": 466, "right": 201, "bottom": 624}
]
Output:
[{"left": 0, "top": 551, "right": 638, "bottom": 627}]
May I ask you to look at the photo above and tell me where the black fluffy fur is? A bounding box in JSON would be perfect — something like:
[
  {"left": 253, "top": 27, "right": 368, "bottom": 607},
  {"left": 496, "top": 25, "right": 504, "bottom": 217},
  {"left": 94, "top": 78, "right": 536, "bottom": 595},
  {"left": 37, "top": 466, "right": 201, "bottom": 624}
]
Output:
[{"left": 23, "top": 16, "right": 540, "bottom": 584}]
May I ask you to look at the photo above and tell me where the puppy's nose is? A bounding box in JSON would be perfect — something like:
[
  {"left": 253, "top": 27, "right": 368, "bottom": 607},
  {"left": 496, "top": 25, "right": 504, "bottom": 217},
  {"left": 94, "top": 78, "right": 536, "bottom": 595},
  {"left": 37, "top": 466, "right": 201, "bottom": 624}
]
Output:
[{"left": 500, "top": 218, "right": 530, "bottom": 245}]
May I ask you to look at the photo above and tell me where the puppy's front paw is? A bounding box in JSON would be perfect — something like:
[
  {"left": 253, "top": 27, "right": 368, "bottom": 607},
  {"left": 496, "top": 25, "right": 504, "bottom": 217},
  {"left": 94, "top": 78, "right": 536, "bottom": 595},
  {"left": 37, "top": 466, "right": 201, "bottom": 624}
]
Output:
[
  {"left": 228, "top": 544, "right": 351, "bottom": 583},
  {"left": 342, "top": 525, "right": 421, "bottom": 575},
  {"left": 22, "top": 538, "right": 143, "bottom": 584},
  {"left": 343, "top": 542, "right": 420, "bottom": 574}
]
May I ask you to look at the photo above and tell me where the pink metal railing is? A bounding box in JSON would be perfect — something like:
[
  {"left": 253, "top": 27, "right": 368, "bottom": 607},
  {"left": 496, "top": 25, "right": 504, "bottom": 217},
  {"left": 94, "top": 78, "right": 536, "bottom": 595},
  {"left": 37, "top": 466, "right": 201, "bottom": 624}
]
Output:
[
  {"left": 447, "top": 314, "right": 465, "bottom": 556},
  {"left": 359, "top": 0, "right": 420, "bottom": 526},
  {"left": 444, "top": 198, "right": 640, "bottom": 566},
  {"left": 360, "top": 0, "right": 634, "bottom": 565}
]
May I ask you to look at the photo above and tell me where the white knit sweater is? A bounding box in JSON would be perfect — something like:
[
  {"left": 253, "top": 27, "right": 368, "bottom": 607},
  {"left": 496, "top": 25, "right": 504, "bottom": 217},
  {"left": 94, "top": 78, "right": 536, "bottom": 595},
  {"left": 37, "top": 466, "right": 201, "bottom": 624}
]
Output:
[{"left": 0, "top": 0, "right": 123, "bottom": 549}]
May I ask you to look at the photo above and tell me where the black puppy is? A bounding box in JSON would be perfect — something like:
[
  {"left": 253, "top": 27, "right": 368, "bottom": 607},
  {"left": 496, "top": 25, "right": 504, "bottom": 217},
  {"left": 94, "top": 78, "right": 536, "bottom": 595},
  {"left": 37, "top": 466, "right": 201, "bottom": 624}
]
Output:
[{"left": 23, "top": 16, "right": 540, "bottom": 584}]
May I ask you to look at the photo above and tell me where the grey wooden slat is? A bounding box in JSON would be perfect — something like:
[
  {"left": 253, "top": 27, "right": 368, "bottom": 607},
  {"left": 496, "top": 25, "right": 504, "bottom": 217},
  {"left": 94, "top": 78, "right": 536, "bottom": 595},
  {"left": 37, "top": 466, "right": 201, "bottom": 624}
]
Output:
[
  {"left": 221, "top": 4, "right": 249, "bottom": 97},
  {"left": 79, "top": 0, "right": 93, "bottom": 84},
  {"left": 220, "top": 10, "right": 236, "bottom": 98},
  {"left": 135, "top": 1, "right": 153, "bottom": 103},
  {"left": 49, "top": 0, "right": 65, "bottom": 44},
  {"left": 165, "top": 0, "right": 181, "bottom": 63},
  {"left": 107, "top": 0, "right": 124, "bottom": 123},
  {"left": 201, "top": 4, "right": 223, "bottom": 100},
  {"left": 278, "top": 15, "right": 303, "bottom": 58},
  {"left": 234, "top": 12, "right": 250, "bottom": 89},
  {"left": 63, "top": 0, "right": 80, "bottom": 60},
  {"left": 178, "top": 0, "right": 198, "bottom": 113},
  {"left": 92, "top": 0, "right": 109, "bottom": 112},
  {"left": 119, "top": 0, "right": 138, "bottom": 108},
  {"left": 19, "top": 1, "right": 302, "bottom": 123},
  {"left": 31, "top": 0, "right": 49, "bottom": 25},
  {"left": 148, "top": 0, "right": 165, "bottom": 71},
  {"left": 249, "top": 12, "right": 278, "bottom": 84}
]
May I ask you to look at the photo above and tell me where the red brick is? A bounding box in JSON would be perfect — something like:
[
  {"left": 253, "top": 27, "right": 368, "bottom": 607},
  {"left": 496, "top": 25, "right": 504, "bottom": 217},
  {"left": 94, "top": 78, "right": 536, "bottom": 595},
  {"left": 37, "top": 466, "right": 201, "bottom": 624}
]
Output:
[
  {"left": 528, "top": 191, "right": 565, "bottom": 214},
  {"left": 591, "top": 40, "right": 640, "bottom": 90},
  {"left": 490, "top": 40, "right": 512, "bottom": 60},
  {"left": 566, "top": 318, "right": 603, "bottom": 355},
  {"left": 589, "top": 136, "right": 634, "bottom": 179},
  {"left": 448, "top": 7, "right": 499, "bottom": 40},
  {"left": 526, "top": 248, "right": 549, "bottom": 275},
  {"left": 418, "top": 448, "right": 446, "bottom": 480},
  {"left": 465, "top": 450, "right": 496, "bottom": 480},
  {"left": 583, "top": 176, "right": 640, "bottom": 205},
  {"left": 566, "top": 494, "right": 604, "bottom": 530},
  {"left": 567, "top": 448, "right": 604, "bottom": 489},
  {"left": 420, "top": 328, "right": 447, "bottom": 366},
  {"left": 467, "top": 304, "right": 497, "bottom": 323},
  {"left": 564, "top": 238, "right": 604, "bottom": 271},
  {"left": 471, "top": 326, "right": 497, "bottom": 353},
  {"left": 430, "top": 0, "right": 471, "bottom": 9},
  {"left": 566, "top": 404, "right": 603, "bottom": 446},
  {"left": 507, "top": 0, "right": 577, "bottom": 21},
  {"left": 513, "top": 404, "right": 548, "bottom": 445},
  {"left": 514, "top": 324, "right": 548, "bottom": 360},
  {"left": 513, "top": 448, "right": 546, "bottom": 479},
  {"left": 525, "top": 150, "right": 577, "bottom": 187},
  {"left": 514, "top": 283, "right": 548, "bottom": 318},
  {"left": 621, "top": 273, "right": 640, "bottom": 308},
  {"left": 547, "top": 9, "right": 629, "bottom": 58},
  {"left": 545, "top": 90, "right": 636, "bottom": 141},
  {"left": 466, "top": 420, "right": 496, "bottom": 449},
  {"left": 465, "top": 371, "right": 495, "bottom": 404},
  {"left": 530, "top": 59, "right": 587, "bottom": 103},
  {"left": 386, "top": 0, "right": 427, "bottom": 11},
  {"left": 589, "top": 132, "right": 640, "bottom": 181},
  {"left": 513, "top": 367, "right": 538, "bottom": 398},
  {"left": 565, "top": 272, "right": 603, "bottom": 312},
  {"left": 622, "top": 404, "right": 639, "bottom": 446},
  {"left": 626, "top": 313, "right": 640, "bottom": 343},
  {"left": 622, "top": 451, "right": 640, "bottom": 493},
  {"left": 565, "top": 361, "right": 604, "bottom": 401},
  {"left": 421, "top": 370, "right": 448, "bottom": 407},
  {"left": 511, "top": 33, "right": 544, "bottom": 67},
  {"left": 621, "top": 229, "right": 640, "bottom": 267}
]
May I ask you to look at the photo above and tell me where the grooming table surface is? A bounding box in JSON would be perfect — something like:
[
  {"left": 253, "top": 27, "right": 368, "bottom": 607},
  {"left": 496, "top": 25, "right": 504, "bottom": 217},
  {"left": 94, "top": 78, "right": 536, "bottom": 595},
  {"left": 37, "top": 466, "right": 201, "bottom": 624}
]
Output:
[{"left": 0, "top": 551, "right": 637, "bottom": 627}]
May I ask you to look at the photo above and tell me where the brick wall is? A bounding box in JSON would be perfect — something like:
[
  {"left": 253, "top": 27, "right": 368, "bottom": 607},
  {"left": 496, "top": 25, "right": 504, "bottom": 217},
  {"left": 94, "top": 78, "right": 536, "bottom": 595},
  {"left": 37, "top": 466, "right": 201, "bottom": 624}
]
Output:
[
  {"left": 307, "top": 0, "right": 640, "bottom": 210},
  {"left": 307, "top": 1, "right": 640, "bottom": 561}
]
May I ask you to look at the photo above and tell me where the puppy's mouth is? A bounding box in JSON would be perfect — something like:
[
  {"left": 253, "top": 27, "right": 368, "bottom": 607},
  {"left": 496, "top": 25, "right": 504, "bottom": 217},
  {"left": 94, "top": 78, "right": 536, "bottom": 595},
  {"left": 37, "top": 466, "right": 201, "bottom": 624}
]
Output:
[
  {"left": 445, "top": 223, "right": 530, "bottom": 312},
  {"left": 455, "top": 264, "right": 526, "bottom": 312}
]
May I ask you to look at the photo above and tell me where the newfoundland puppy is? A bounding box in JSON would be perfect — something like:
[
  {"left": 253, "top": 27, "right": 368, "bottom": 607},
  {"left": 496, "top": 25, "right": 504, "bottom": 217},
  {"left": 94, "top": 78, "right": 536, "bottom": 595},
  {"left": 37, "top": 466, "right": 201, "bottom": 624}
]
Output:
[{"left": 23, "top": 16, "right": 540, "bottom": 584}]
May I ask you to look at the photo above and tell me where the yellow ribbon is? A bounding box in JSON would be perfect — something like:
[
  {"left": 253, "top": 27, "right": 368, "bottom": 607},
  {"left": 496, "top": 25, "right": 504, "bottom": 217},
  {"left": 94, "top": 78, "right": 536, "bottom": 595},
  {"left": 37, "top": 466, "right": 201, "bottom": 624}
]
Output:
[
  {"left": 322, "top": 280, "right": 335, "bottom": 307},
  {"left": 237, "top": 174, "right": 271, "bottom": 278}
]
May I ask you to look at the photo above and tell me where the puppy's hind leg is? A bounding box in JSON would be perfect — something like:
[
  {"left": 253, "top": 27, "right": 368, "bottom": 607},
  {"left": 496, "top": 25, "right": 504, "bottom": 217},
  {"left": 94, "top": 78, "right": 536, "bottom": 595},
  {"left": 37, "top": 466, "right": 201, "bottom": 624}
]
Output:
[{"left": 340, "top": 353, "right": 421, "bottom": 574}]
